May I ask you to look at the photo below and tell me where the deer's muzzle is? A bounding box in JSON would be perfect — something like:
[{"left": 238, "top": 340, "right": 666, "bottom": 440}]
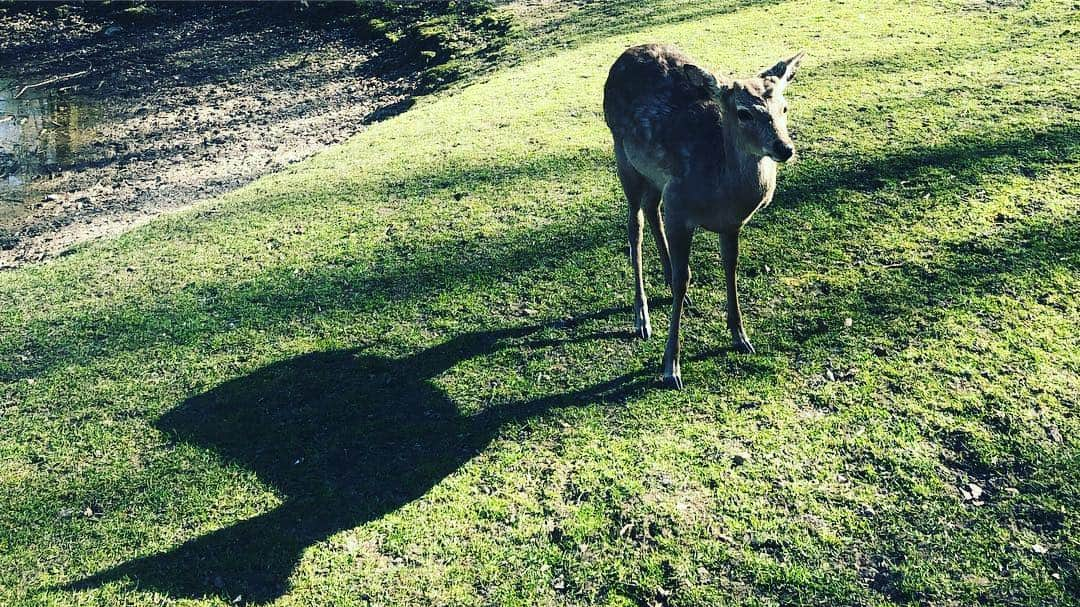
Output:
[{"left": 771, "top": 140, "right": 794, "bottom": 162}]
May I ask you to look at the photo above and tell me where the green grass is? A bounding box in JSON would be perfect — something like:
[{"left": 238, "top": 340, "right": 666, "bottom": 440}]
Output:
[{"left": 2, "top": 0, "right": 1078, "bottom": 605}]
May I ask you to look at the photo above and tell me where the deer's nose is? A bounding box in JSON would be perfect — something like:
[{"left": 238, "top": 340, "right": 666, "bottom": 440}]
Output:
[{"left": 772, "top": 141, "right": 794, "bottom": 162}]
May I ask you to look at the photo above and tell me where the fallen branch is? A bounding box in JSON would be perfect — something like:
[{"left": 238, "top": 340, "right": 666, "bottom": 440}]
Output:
[{"left": 14, "top": 65, "right": 92, "bottom": 99}]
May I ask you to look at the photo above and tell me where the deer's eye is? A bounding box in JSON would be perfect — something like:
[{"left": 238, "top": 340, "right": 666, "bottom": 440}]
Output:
[
  {"left": 783, "top": 106, "right": 788, "bottom": 113},
  {"left": 737, "top": 109, "right": 753, "bottom": 121}
]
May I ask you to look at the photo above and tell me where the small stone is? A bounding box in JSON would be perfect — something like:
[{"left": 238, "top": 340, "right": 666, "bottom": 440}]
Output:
[{"left": 967, "top": 482, "right": 983, "bottom": 500}]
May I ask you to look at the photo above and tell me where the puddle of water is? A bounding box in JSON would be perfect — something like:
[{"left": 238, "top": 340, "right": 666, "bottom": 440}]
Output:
[{"left": 0, "top": 77, "right": 101, "bottom": 233}]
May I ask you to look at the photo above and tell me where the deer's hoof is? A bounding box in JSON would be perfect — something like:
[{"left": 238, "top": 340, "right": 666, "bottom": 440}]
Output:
[
  {"left": 634, "top": 307, "right": 652, "bottom": 340},
  {"left": 732, "top": 336, "right": 755, "bottom": 354},
  {"left": 662, "top": 373, "right": 684, "bottom": 390},
  {"left": 635, "top": 322, "right": 652, "bottom": 340}
]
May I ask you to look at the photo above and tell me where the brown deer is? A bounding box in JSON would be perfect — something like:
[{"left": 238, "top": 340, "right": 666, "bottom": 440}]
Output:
[{"left": 603, "top": 44, "right": 804, "bottom": 389}]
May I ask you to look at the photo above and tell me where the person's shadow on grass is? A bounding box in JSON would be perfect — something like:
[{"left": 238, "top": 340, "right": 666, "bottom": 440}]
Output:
[{"left": 67, "top": 309, "right": 648, "bottom": 604}]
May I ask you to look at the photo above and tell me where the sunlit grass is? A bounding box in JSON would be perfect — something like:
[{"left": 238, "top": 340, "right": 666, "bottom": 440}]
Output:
[{"left": 1, "top": 0, "right": 1077, "bottom": 605}]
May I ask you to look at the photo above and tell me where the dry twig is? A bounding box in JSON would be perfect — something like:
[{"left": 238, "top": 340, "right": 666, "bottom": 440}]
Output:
[{"left": 14, "top": 64, "right": 92, "bottom": 99}]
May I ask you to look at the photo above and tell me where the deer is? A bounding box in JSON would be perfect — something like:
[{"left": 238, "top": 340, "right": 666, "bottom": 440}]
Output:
[{"left": 603, "top": 44, "right": 805, "bottom": 389}]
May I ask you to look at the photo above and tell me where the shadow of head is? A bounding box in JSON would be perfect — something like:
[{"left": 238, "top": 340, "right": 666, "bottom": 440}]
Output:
[{"left": 66, "top": 310, "right": 647, "bottom": 604}]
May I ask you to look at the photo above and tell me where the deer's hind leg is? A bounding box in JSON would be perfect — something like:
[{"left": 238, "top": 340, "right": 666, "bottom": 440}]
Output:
[
  {"left": 642, "top": 192, "right": 670, "bottom": 287},
  {"left": 615, "top": 144, "right": 655, "bottom": 340}
]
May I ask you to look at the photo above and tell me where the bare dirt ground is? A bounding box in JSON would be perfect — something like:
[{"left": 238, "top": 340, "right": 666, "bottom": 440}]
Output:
[{"left": 0, "top": 3, "right": 420, "bottom": 267}]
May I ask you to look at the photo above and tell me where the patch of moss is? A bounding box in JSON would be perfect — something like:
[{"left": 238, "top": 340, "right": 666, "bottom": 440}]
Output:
[{"left": 353, "top": 0, "right": 514, "bottom": 86}]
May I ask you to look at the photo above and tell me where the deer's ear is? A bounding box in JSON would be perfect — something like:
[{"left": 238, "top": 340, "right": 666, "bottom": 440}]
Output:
[
  {"left": 684, "top": 64, "right": 724, "bottom": 98},
  {"left": 759, "top": 51, "right": 805, "bottom": 86}
]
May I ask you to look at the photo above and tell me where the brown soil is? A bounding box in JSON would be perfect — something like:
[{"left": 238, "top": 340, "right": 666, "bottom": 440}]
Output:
[{"left": 0, "top": 3, "right": 421, "bottom": 267}]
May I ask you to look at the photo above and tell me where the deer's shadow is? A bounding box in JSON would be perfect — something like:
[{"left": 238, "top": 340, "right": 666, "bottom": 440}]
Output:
[{"left": 68, "top": 311, "right": 648, "bottom": 604}]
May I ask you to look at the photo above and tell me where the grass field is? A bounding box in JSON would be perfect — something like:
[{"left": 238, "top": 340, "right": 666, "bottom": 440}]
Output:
[{"left": 1, "top": 0, "right": 1078, "bottom": 605}]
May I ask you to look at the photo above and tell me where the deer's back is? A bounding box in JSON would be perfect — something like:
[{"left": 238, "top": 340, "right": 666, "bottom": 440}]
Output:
[{"left": 603, "top": 44, "right": 724, "bottom": 179}]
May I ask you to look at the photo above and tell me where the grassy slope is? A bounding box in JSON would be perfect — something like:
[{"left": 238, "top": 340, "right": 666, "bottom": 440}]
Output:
[{"left": 1, "top": 0, "right": 1078, "bottom": 605}]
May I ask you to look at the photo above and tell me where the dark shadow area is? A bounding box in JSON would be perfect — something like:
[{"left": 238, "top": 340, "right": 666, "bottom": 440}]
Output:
[
  {"left": 776, "top": 123, "right": 1076, "bottom": 210},
  {"left": 0, "top": 3, "right": 438, "bottom": 91},
  {"left": 67, "top": 307, "right": 651, "bottom": 603}
]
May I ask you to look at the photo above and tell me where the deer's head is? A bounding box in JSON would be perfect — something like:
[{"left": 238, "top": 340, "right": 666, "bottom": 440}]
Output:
[{"left": 688, "top": 52, "right": 806, "bottom": 162}]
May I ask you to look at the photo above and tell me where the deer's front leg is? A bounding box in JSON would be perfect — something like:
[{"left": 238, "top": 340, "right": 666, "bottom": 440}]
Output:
[
  {"left": 720, "top": 229, "right": 754, "bottom": 354},
  {"left": 662, "top": 218, "right": 693, "bottom": 390}
]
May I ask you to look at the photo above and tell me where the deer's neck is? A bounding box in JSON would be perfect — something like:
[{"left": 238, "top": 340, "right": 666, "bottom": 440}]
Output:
[{"left": 721, "top": 127, "right": 777, "bottom": 202}]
